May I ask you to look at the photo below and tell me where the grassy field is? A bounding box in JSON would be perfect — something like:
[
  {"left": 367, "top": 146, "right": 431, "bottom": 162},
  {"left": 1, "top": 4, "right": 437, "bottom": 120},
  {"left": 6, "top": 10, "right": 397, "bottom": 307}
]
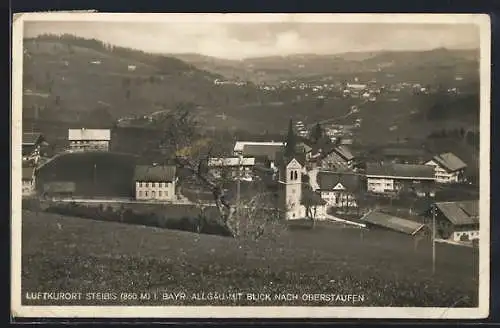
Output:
[
  {"left": 21, "top": 211, "right": 478, "bottom": 307},
  {"left": 36, "top": 152, "right": 139, "bottom": 198}
]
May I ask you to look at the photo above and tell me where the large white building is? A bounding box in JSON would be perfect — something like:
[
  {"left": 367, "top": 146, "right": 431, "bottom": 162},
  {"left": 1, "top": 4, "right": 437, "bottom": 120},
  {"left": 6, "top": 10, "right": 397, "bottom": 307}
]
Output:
[
  {"left": 425, "top": 152, "right": 467, "bottom": 184},
  {"left": 366, "top": 163, "right": 435, "bottom": 195},
  {"left": 134, "top": 165, "right": 177, "bottom": 201},
  {"left": 68, "top": 128, "right": 111, "bottom": 152}
]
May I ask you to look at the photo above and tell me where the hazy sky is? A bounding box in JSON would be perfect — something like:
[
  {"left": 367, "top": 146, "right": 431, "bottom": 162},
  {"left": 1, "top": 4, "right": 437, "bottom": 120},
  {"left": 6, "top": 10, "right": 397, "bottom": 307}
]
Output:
[{"left": 24, "top": 21, "right": 480, "bottom": 60}]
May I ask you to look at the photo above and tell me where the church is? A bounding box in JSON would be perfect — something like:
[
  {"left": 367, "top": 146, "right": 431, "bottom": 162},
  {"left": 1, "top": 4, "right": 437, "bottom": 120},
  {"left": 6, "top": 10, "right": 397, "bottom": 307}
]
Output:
[{"left": 275, "top": 152, "right": 327, "bottom": 220}]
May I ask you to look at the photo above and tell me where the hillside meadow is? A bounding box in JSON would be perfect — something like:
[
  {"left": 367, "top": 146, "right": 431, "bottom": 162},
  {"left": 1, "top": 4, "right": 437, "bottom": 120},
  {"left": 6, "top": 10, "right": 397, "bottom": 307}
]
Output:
[{"left": 21, "top": 211, "right": 478, "bottom": 307}]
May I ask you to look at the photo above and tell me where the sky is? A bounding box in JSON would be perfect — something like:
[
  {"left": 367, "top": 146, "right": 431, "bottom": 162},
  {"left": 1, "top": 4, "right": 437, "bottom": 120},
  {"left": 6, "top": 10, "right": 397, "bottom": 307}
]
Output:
[{"left": 23, "top": 20, "right": 480, "bottom": 60}]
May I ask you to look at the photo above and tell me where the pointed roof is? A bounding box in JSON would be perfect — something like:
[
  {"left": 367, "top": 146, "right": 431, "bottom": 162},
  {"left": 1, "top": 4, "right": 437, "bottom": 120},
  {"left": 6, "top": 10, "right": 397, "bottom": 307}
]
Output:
[
  {"left": 434, "top": 200, "right": 479, "bottom": 226},
  {"left": 431, "top": 152, "right": 467, "bottom": 172},
  {"left": 275, "top": 150, "right": 306, "bottom": 168},
  {"left": 332, "top": 145, "right": 355, "bottom": 161}
]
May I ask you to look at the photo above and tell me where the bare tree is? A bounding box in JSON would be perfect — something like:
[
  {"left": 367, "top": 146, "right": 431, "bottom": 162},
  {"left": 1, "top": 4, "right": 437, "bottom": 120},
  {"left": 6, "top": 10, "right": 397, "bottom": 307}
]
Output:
[{"left": 153, "top": 107, "right": 283, "bottom": 238}]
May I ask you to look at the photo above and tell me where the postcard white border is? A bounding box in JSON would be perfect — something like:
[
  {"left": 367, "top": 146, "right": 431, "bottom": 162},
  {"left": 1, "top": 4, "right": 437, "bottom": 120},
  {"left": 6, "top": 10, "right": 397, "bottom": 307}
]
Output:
[{"left": 11, "top": 13, "right": 491, "bottom": 319}]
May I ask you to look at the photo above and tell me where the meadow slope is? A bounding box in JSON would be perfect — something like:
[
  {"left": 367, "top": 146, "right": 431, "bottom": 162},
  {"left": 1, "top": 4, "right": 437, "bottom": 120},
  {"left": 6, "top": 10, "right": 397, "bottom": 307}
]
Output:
[{"left": 21, "top": 211, "right": 479, "bottom": 307}]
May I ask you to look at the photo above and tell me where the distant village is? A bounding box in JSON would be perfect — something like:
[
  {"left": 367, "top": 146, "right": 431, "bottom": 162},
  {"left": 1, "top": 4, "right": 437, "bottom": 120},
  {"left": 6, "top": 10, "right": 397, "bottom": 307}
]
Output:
[{"left": 22, "top": 112, "right": 479, "bottom": 245}]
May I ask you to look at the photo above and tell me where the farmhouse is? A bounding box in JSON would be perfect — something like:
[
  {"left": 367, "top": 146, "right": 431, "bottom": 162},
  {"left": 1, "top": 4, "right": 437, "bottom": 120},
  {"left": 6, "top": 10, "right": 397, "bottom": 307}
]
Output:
[
  {"left": 22, "top": 166, "right": 36, "bottom": 197},
  {"left": 304, "top": 137, "right": 355, "bottom": 170},
  {"left": 207, "top": 157, "right": 255, "bottom": 180},
  {"left": 22, "top": 132, "right": 45, "bottom": 164},
  {"left": 68, "top": 128, "right": 111, "bottom": 152},
  {"left": 365, "top": 163, "right": 435, "bottom": 195},
  {"left": 134, "top": 165, "right": 177, "bottom": 201},
  {"left": 361, "top": 210, "right": 429, "bottom": 236},
  {"left": 321, "top": 145, "right": 355, "bottom": 169},
  {"left": 431, "top": 200, "right": 479, "bottom": 242},
  {"left": 425, "top": 152, "right": 467, "bottom": 184},
  {"left": 316, "top": 171, "right": 362, "bottom": 209}
]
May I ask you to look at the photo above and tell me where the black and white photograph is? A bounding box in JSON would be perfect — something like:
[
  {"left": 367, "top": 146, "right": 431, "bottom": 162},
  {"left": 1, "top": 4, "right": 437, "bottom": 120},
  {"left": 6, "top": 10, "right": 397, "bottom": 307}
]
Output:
[{"left": 11, "top": 13, "right": 490, "bottom": 319}]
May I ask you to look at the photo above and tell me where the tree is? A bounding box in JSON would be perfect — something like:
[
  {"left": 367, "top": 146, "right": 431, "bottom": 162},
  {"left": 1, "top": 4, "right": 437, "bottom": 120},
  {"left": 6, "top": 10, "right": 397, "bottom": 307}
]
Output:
[
  {"left": 284, "top": 119, "right": 296, "bottom": 157},
  {"left": 153, "top": 108, "right": 285, "bottom": 239},
  {"left": 310, "top": 123, "right": 323, "bottom": 144}
]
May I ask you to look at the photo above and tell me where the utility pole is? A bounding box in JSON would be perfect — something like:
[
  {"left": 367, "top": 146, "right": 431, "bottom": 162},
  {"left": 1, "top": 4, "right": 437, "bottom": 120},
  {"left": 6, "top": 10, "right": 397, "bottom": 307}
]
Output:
[
  {"left": 236, "top": 155, "right": 242, "bottom": 214},
  {"left": 432, "top": 204, "right": 436, "bottom": 275}
]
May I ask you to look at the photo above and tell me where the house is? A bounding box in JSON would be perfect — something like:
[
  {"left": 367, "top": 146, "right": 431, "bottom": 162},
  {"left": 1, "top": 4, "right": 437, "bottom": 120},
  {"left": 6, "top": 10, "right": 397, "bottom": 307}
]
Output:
[
  {"left": 22, "top": 132, "right": 45, "bottom": 164},
  {"left": 128, "top": 65, "right": 137, "bottom": 71},
  {"left": 425, "top": 152, "right": 467, "bottom": 184},
  {"left": 322, "top": 145, "right": 355, "bottom": 169},
  {"left": 22, "top": 166, "right": 36, "bottom": 197},
  {"left": 134, "top": 165, "right": 177, "bottom": 201},
  {"left": 361, "top": 210, "right": 429, "bottom": 236},
  {"left": 315, "top": 171, "right": 362, "bottom": 209},
  {"left": 68, "top": 128, "right": 111, "bottom": 152},
  {"left": 431, "top": 201, "right": 479, "bottom": 242},
  {"left": 207, "top": 157, "right": 255, "bottom": 180},
  {"left": 365, "top": 163, "right": 435, "bottom": 195}
]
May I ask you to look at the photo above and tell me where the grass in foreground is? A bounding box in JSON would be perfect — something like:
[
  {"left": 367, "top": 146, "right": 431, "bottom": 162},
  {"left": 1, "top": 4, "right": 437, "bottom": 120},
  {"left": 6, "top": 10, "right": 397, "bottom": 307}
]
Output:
[{"left": 21, "top": 211, "right": 478, "bottom": 307}]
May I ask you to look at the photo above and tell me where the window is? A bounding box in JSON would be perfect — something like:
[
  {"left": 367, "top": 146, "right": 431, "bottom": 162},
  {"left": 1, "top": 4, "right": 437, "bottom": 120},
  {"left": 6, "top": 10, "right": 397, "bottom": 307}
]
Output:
[
  {"left": 161, "top": 182, "right": 165, "bottom": 188},
  {"left": 145, "top": 191, "right": 148, "bottom": 197},
  {"left": 154, "top": 182, "right": 158, "bottom": 188},
  {"left": 294, "top": 171, "right": 298, "bottom": 180},
  {"left": 159, "top": 191, "right": 162, "bottom": 197},
  {"left": 290, "top": 171, "right": 294, "bottom": 180},
  {"left": 149, "top": 182, "right": 152, "bottom": 188},
  {"left": 138, "top": 191, "right": 142, "bottom": 197},
  {"left": 152, "top": 191, "right": 156, "bottom": 198}
]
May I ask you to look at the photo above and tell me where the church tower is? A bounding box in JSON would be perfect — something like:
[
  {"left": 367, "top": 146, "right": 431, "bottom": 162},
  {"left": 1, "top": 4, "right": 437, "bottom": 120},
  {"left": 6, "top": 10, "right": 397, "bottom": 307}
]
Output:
[{"left": 279, "top": 157, "right": 304, "bottom": 220}]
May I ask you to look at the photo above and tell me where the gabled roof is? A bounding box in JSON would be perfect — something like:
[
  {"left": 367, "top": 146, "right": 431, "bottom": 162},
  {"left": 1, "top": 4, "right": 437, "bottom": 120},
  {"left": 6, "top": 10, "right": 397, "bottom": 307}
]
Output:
[
  {"left": 242, "top": 144, "right": 284, "bottom": 161},
  {"left": 22, "top": 166, "right": 36, "bottom": 180},
  {"left": 275, "top": 150, "right": 306, "bottom": 168},
  {"left": 361, "top": 210, "right": 426, "bottom": 235},
  {"left": 366, "top": 163, "right": 435, "bottom": 180},
  {"left": 296, "top": 142, "right": 313, "bottom": 154},
  {"left": 22, "top": 132, "right": 43, "bottom": 145},
  {"left": 332, "top": 145, "right": 355, "bottom": 161},
  {"left": 316, "top": 171, "right": 362, "bottom": 192},
  {"left": 134, "top": 165, "right": 176, "bottom": 182},
  {"left": 68, "top": 128, "right": 111, "bottom": 141},
  {"left": 207, "top": 157, "right": 255, "bottom": 167},
  {"left": 434, "top": 200, "right": 479, "bottom": 226},
  {"left": 431, "top": 152, "right": 467, "bottom": 172}
]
